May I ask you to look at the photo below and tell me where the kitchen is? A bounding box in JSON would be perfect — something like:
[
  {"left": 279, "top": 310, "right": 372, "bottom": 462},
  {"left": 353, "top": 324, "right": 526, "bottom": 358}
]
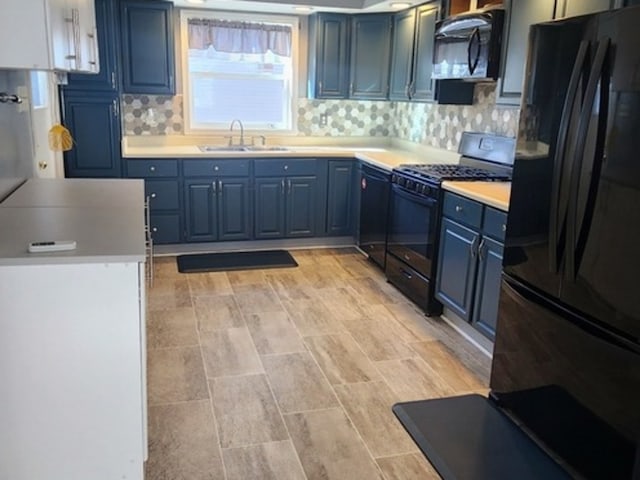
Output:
[{"left": 3, "top": 2, "right": 632, "bottom": 478}]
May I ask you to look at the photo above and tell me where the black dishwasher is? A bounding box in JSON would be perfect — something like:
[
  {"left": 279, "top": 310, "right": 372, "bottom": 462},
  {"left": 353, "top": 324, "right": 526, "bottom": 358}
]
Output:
[{"left": 358, "top": 163, "right": 391, "bottom": 269}]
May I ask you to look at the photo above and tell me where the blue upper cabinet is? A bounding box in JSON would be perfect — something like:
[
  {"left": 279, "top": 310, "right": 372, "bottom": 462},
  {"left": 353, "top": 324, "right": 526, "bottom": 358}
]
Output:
[
  {"left": 65, "top": 0, "right": 119, "bottom": 91},
  {"left": 349, "top": 14, "right": 392, "bottom": 100},
  {"left": 119, "top": 0, "right": 175, "bottom": 95},
  {"left": 308, "top": 13, "right": 350, "bottom": 99},
  {"left": 62, "top": 91, "right": 122, "bottom": 178},
  {"left": 389, "top": 9, "right": 416, "bottom": 101}
]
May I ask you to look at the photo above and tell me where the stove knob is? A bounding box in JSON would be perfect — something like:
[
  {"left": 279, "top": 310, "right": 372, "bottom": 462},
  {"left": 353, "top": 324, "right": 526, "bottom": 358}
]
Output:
[
  {"left": 398, "top": 177, "right": 406, "bottom": 186},
  {"left": 391, "top": 174, "right": 397, "bottom": 184},
  {"left": 406, "top": 180, "right": 413, "bottom": 189},
  {"left": 421, "top": 184, "right": 427, "bottom": 194}
]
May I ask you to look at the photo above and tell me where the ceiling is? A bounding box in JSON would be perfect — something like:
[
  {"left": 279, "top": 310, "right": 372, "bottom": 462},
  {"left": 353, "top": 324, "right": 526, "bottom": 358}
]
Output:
[{"left": 172, "top": 0, "right": 421, "bottom": 14}]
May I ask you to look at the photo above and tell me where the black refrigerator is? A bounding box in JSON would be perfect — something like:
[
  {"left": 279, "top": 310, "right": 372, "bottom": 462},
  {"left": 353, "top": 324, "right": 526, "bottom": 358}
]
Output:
[{"left": 491, "top": 6, "right": 640, "bottom": 479}]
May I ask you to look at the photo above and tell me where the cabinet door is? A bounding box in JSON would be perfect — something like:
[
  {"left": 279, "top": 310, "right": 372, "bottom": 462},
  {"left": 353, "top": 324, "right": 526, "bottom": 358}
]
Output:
[
  {"left": 218, "top": 178, "right": 252, "bottom": 241},
  {"left": 150, "top": 213, "right": 181, "bottom": 244},
  {"left": 350, "top": 14, "right": 392, "bottom": 100},
  {"left": 254, "top": 177, "right": 286, "bottom": 239},
  {"left": 184, "top": 179, "right": 217, "bottom": 242},
  {"left": 326, "top": 161, "right": 354, "bottom": 236},
  {"left": 286, "top": 176, "right": 318, "bottom": 237},
  {"left": 310, "top": 14, "right": 350, "bottom": 99},
  {"left": 389, "top": 8, "right": 416, "bottom": 101},
  {"left": 411, "top": 2, "right": 439, "bottom": 101},
  {"left": 119, "top": 0, "right": 175, "bottom": 94},
  {"left": 556, "top": 0, "right": 617, "bottom": 17},
  {"left": 435, "top": 218, "right": 480, "bottom": 321},
  {"left": 497, "top": 0, "right": 556, "bottom": 104},
  {"left": 62, "top": 92, "right": 122, "bottom": 178},
  {"left": 66, "top": 0, "right": 118, "bottom": 91},
  {"left": 472, "top": 236, "right": 504, "bottom": 340}
]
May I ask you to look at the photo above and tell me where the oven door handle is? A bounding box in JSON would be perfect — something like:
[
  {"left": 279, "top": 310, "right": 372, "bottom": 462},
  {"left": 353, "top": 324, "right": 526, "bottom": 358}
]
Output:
[{"left": 392, "top": 184, "right": 438, "bottom": 207}]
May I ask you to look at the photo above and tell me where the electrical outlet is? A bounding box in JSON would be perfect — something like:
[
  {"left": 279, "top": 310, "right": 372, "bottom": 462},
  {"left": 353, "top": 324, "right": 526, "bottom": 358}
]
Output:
[{"left": 319, "top": 113, "right": 328, "bottom": 127}]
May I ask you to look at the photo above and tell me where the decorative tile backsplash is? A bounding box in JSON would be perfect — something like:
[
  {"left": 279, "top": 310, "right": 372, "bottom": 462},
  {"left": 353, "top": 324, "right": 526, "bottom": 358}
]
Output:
[{"left": 121, "top": 83, "right": 520, "bottom": 151}]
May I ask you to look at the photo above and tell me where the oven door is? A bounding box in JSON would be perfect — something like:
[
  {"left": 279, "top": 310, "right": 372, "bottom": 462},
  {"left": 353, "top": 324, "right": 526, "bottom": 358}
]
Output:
[{"left": 387, "top": 183, "right": 439, "bottom": 279}]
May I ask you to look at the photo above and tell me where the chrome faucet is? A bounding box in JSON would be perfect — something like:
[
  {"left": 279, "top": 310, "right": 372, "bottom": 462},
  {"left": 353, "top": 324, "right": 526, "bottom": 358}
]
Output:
[{"left": 229, "top": 119, "right": 245, "bottom": 146}]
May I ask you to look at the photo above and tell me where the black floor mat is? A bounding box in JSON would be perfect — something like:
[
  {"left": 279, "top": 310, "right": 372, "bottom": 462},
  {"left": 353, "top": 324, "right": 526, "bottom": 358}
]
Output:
[{"left": 176, "top": 250, "right": 298, "bottom": 273}]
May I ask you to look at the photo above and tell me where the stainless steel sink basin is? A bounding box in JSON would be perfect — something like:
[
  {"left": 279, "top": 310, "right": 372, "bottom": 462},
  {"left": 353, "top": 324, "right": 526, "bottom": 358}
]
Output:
[{"left": 198, "top": 145, "right": 289, "bottom": 153}]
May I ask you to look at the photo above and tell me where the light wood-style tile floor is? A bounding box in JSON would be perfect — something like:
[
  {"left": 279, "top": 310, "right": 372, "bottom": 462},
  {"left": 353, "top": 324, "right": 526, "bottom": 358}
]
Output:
[{"left": 145, "top": 248, "right": 491, "bottom": 480}]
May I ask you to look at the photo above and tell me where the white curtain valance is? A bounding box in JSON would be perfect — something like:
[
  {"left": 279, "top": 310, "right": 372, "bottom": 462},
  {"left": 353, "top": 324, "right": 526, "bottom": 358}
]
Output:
[{"left": 188, "top": 19, "right": 292, "bottom": 57}]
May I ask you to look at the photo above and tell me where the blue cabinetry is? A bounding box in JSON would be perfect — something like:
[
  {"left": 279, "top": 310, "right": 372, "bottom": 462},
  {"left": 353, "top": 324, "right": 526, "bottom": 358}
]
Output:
[
  {"left": 127, "top": 159, "right": 182, "bottom": 244},
  {"left": 308, "top": 13, "right": 351, "bottom": 99},
  {"left": 326, "top": 160, "right": 355, "bottom": 236},
  {"left": 183, "top": 160, "right": 251, "bottom": 242},
  {"left": 62, "top": 91, "right": 122, "bottom": 178},
  {"left": 119, "top": 0, "right": 175, "bottom": 94},
  {"left": 436, "top": 192, "right": 507, "bottom": 340},
  {"left": 350, "top": 14, "right": 392, "bottom": 99},
  {"left": 254, "top": 159, "right": 321, "bottom": 239},
  {"left": 65, "top": 0, "right": 119, "bottom": 91}
]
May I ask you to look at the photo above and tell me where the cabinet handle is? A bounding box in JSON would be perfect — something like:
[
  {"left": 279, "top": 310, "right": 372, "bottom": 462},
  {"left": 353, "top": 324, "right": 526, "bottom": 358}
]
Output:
[
  {"left": 111, "top": 71, "right": 116, "bottom": 90},
  {"left": 87, "top": 31, "right": 98, "bottom": 69},
  {"left": 405, "top": 84, "right": 411, "bottom": 98},
  {"left": 455, "top": 205, "right": 463, "bottom": 213},
  {"left": 212, "top": 181, "right": 217, "bottom": 194},
  {"left": 218, "top": 180, "right": 222, "bottom": 192},
  {"left": 214, "top": 165, "right": 219, "bottom": 171},
  {"left": 150, "top": 192, "right": 157, "bottom": 198},
  {"left": 284, "top": 165, "right": 288, "bottom": 171},
  {"left": 112, "top": 99, "right": 119, "bottom": 118},
  {"left": 502, "top": 223, "right": 507, "bottom": 232},
  {"left": 318, "top": 80, "right": 323, "bottom": 92},
  {"left": 478, "top": 238, "right": 486, "bottom": 261},
  {"left": 409, "top": 81, "right": 416, "bottom": 98},
  {"left": 288, "top": 179, "right": 292, "bottom": 195},
  {"left": 349, "top": 82, "right": 354, "bottom": 96},
  {"left": 470, "top": 237, "right": 478, "bottom": 258},
  {"left": 400, "top": 268, "right": 413, "bottom": 280},
  {"left": 149, "top": 166, "right": 156, "bottom": 172},
  {"left": 152, "top": 227, "right": 158, "bottom": 233},
  {"left": 281, "top": 179, "right": 285, "bottom": 195}
]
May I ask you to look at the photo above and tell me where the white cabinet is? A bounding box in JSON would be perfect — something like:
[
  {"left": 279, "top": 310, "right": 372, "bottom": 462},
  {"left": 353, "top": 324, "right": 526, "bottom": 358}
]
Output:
[{"left": 0, "top": 0, "right": 98, "bottom": 72}]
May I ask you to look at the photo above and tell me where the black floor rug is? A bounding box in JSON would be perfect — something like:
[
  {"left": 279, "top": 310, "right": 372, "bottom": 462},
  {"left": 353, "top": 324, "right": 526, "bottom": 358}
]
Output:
[{"left": 177, "top": 250, "right": 298, "bottom": 273}]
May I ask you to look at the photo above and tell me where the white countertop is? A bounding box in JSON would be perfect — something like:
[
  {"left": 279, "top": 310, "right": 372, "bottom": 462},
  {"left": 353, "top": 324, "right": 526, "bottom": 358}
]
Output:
[
  {"left": 0, "top": 179, "right": 146, "bottom": 265},
  {"left": 442, "top": 181, "right": 511, "bottom": 212}
]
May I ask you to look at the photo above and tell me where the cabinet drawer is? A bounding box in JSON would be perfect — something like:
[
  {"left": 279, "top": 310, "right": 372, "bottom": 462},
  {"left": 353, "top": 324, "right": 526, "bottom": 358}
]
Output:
[
  {"left": 150, "top": 214, "right": 181, "bottom": 244},
  {"left": 385, "top": 254, "right": 431, "bottom": 312},
  {"left": 183, "top": 159, "right": 250, "bottom": 177},
  {"left": 254, "top": 158, "right": 318, "bottom": 177},
  {"left": 128, "top": 159, "right": 178, "bottom": 178},
  {"left": 442, "top": 192, "right": 483, "bottom": 229},
  {"left": 483, "top": 207, "right": 507, "bottom": 242},
  {"left": 145, "top": 180, "right": 179, "bottom": 211}
]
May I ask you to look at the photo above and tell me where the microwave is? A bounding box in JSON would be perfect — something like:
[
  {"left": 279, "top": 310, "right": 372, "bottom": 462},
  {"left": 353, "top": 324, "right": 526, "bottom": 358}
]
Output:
[{"left": 432, "top": 8, "right": 505, "bottom": 81}]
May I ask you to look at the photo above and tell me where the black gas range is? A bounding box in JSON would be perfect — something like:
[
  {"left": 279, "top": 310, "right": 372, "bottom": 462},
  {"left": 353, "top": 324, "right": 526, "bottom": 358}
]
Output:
[{"left": 385, "top": 133, "right": 515, "bottom": 316}]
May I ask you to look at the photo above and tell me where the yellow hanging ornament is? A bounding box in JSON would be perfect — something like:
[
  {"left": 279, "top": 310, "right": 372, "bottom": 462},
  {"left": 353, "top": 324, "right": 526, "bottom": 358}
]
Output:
[{"left": 48, "top": 124, "right": 74, "bottom": 151}]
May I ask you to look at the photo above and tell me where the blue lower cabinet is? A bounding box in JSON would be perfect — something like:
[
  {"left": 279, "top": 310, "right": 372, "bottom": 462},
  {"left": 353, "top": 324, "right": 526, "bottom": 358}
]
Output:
[
  {"left": 254, "top": 175, "right": 318, "bottom": 239},
  {"left": 145, "top": 179, "right": 180, "bottom": 210},
  {"left": 435, "top": 217, "right": 480, "bottom": 321},
  {"left": 326, "top": 160, "right": 354, "bottom": 236},
  {"left": 185, "top": 177, "right": 251, "bottom": 242},
  {"left": 286, "top": 176, "right": 318, "bottom": 238},
  {"left": 150, "top": 214, "right": 181, "bottom": 244},
  {"left": 472, "top": 237, "right": 504, "bottom": 340},
  {"left": 254, "top": 177, "right": 286, "bottom": 239},
  {"left": 218, "top": 178, "right": 252, "bottom": 241},
  {"left": 185, "top": 180, "right": 217, "bottom": 242}
]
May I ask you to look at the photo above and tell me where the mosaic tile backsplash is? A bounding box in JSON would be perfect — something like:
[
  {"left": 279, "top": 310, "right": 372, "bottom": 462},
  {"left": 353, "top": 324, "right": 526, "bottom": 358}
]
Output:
[{"left": 121, "top": 83, "right": 520, "bottom": 151}]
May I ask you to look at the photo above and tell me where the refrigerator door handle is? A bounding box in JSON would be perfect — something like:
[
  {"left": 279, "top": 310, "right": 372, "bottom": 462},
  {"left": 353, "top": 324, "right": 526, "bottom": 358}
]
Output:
[
  {"left": 565, "top": 38, "right": 610, "bottom": 282},
  {"left": 548, "top": 40, "right": 590, "bottom": 274}
]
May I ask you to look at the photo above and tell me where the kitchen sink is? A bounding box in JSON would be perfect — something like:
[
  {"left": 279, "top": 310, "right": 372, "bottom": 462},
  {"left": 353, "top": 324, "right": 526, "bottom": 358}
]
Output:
[{"left": 198, "top": 145, "right": 289, "bottom": 152}]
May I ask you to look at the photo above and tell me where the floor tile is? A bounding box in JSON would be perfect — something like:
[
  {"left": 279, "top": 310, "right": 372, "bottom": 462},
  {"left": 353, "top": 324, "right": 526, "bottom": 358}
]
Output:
[
  {"left": 234, "top": 285, "right": 283, "bottom": 316},
  {"left": 145, "top": 401, "right": 224, "bottom": 480},
  {"left": 304, "top": 334, "right": 380, "bottom": 385},
  {"left": 376, "top": 453, "right": 440, "bottom": 480},
  {"left": 187, "top": 272, "right": 233, "bottom": 297},
  {"left": 342, "top": 316, "right": 416, "bottom": 362},
  {"left": 245, "top": 311, "right": 306, "bottom": 355},
  {"left": 147, "top": 307, "right": 199, "bottom": 349},
  {"left": 262, "top": 352, "right": 339, "bottom": 413},
  {"left": 346, "top": 276, "right": 404, "bottom": 305},
  {"left": 376, "top": 357, "right": 455, "bottom": 401},
  {"left": 153, "top": 257, "right": 180, "bottom": 279},
  {"left": 334, "top": 381, "right": 417, "bottom": 457},
  {"left": 315, "top": 287, "right": 369, "bottom": 320},
  {"left": 147, "top": 346, "right": 209, "bottom": 405},
  {"left": 285, "top": 408, "right": 384, "bottom": 480},
  {"left": 193, "top": 294, "right": 245, "bottom": 332},
  {"left": 282, "top": 299, "right": 347, "bottom": 336},
  {"left": 200, "top": 327, "right": 263, "bottom": 378},
  {"left": 266, "top": 271, "right": 315, "bottom": 301},
  {"left": 410, "top": 340, "right": 486, "bottom": 392},
  {"left": 222, "top": 440, "right": 306, "bottom": 480},
  {"left": 227, "top": 270, "right": 268, "bottom": 292},
  {"left": 148, "top": 277, "right": 192, "bottom": 310},
  {"left": 210, "top": 374, "right": 289, "bottom": 448}
]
